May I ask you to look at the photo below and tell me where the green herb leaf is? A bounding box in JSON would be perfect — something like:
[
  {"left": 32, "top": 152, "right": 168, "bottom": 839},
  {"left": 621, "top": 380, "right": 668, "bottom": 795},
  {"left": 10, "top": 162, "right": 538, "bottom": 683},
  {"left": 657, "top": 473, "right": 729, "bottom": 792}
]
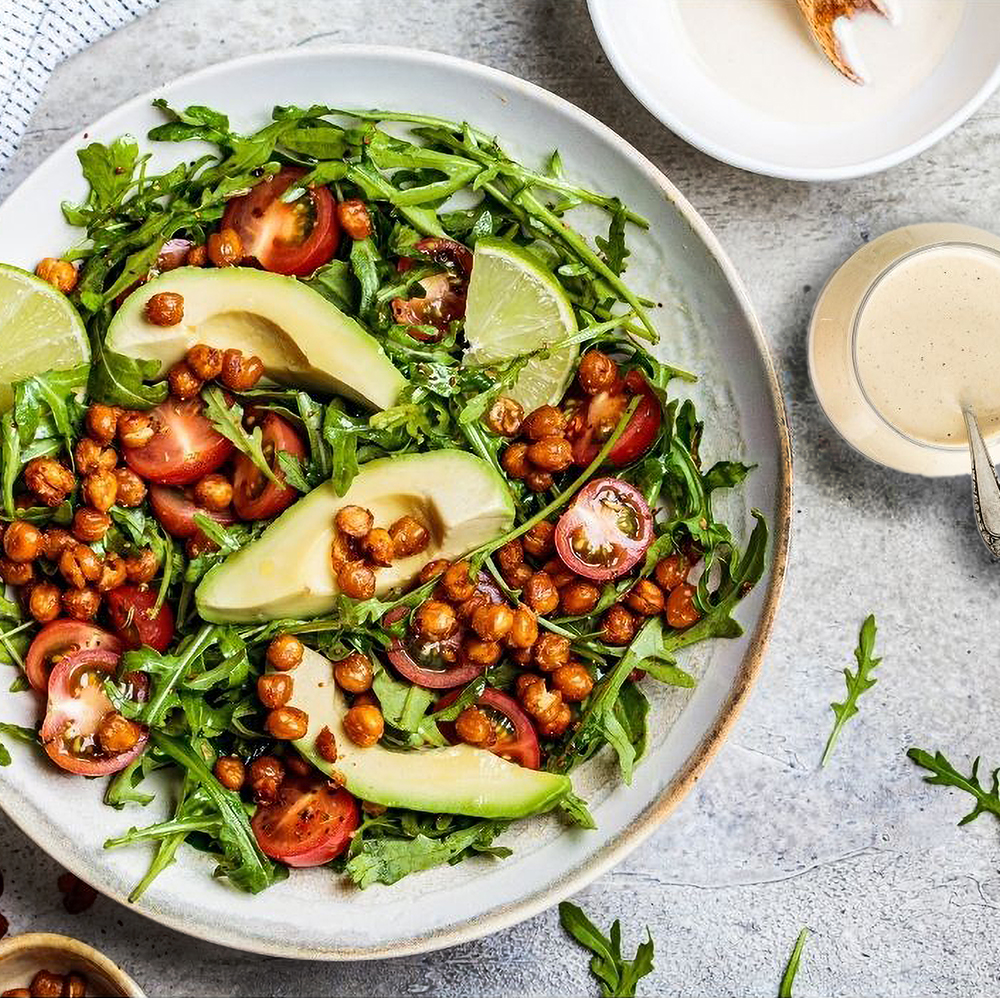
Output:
[
  {"left": 202, "top": 385, "right": 281, "bottom": 487},
  {"left": 779, "top": 928, "right": 809, "bottom": 998},
  {"left": 907, "top": 748, "right": 1000, "bottom": 826},
  {"left": 820, "top": 614, "right": 880, "bottom": 766},
  {"left": 559, "top": 902, "right": 654, "bottom": 997}
]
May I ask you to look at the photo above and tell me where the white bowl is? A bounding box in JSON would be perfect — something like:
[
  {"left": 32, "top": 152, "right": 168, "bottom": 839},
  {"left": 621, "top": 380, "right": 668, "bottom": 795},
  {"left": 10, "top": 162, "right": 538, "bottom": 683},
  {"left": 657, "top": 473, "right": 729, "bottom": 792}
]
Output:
[
  {"left": 0, "top": 46, "right": 790, "bottom": 959},
  {"left": 588, "top": 0, "right": 1000, "bottom": 180}
]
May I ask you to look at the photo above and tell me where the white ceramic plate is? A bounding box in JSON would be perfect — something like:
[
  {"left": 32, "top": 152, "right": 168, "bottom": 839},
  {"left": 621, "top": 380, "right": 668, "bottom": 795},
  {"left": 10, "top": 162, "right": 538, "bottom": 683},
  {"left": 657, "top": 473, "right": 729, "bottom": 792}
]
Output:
[
  {"left": 588, "top": 0, "right": 1000, "bottom": 181},
  {"left": 0, "top": 47, "right": 790, "bottom": 959}
]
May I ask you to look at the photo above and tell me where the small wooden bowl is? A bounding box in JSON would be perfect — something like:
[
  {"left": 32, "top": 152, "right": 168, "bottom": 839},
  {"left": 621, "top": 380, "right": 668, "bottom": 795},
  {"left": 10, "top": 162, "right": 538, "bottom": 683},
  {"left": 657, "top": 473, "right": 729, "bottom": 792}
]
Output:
[{"left": 0, "top": 933, "right": 144, "bottom": 997}]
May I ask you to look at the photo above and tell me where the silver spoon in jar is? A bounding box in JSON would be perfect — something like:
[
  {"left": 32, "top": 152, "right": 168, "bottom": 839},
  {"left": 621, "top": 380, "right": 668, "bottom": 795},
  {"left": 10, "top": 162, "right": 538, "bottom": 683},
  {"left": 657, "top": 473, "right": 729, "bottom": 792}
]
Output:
[{"left": 962, "top": 406, "right": 1000, "bottom": 557}]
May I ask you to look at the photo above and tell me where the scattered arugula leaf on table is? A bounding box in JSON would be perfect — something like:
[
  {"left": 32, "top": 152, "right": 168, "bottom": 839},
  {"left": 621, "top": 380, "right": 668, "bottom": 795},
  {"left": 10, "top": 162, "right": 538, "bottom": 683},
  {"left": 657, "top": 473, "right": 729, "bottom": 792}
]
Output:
[
  {"left": 907, "top": 748, "right": 1000, "bottom": 826},
  {"left": 778, "top": 928, "right": 809, "bottom": 998},
  {"left": 821, "top": 614, "right": 880, "bottom": 766},
  {"left": 559, "top": 902, "right": 654, "bottom": 998}
]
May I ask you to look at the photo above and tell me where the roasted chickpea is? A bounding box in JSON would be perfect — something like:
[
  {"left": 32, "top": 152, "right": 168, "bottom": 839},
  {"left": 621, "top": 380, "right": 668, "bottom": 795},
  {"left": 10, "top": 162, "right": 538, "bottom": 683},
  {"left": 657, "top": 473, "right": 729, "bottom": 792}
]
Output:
[
  {"left": 333, "top": 652, "right": 374, "bottom": 693},
  {"left": 602, "top": 604, "right": 636, "bottom": 645},
  {"left": 665, "top": 582, "right": 701, "bottom": 629},
  {"left": 472, "top": 603, "right": 514, "bottom": 642},
  {"left": 654, "top": 552, "right": 690, "bottom": 592},
  {"left": 248, "top": 755, "right": 285, "bottom": 804},
  {"left": 522, "top": 522, "right": 555, "bottom": 561},
  {"left": 329, "top": 531, "right": 357, "bottom": 572},
  {"left": 520, "top": 678, "right": 563, "bottom": 725},
  {"left": 522, "top": 405, "right": 565, "bottom": 441},
  {"left": 220, "top": 348, "right": 264, "bottom": 391},
  {"left": 388, "top": 515, "right": 430, "bottom": 557},
  {"left": 62, "top": 586, "right": 100, "bottom": 621},
  {"left": 463, "top": 637, "right": 501, "bottom": 666},
  {"left": 0, "top": 558, "right": 33, "bottom": 585},
  {"left": 167, "top": 361, "right": 203, "bottom": 400},
  {"left": 526, "top": 436, "right": 573, "bottom": 473},
  {"left": 117, "top": 410, "right": 154, "bottom": 449},
  {"left": 536, "top": 701, "right": 573, "bottom": 738},
  {"left": 97, "top": 553, "right": 128, "bottom": 592},
  {"left": 4, "top": 985, "right": 32, "bottom": 997},
  {"left": 145, "top": 291, "right": 185, "bottom": 326},
  {"left": 124, "top": 548, "right": 159, "bottom": 583},
  {"left": 485, "top": 396, "right": 524, "bottom": 437},
  {"left": 510, "top": 645, "right": 533, "bottom": 666},
  {"left": 24, "top": 457, "right": 75, "bottom": 506},
  {"left": 500, "top": 442, "right": 531, "bottom": 479},
  {"left": 497, "top": 538, "right": 524, "bottom": 576},
  {"left": 85, "top": 403, "right": 119, "bottom": 446},
  {"left": 419, "top": 557, "right": 450, "bottom": 583},
  {"left": 59, "top": 543, "right": 101, "bottom": 588},
  {"left": 207, "top": 227, "right": 243, "bottom": 267},
  {"left": 505, "top": 562, "right": 534, "bottom": 590},
  {"left": 96, "top": 711, "right": 140, "bottom": 753},
  {"left": 533, "top": 631, "right": 570, "bottom": 672},
  {"left": 3, "top": 521, "right": 40, "bottom": 562},
  {"left": 344, "top": 704, "right": 384, "bottom": 747},
  {"left": 552, "top": 662, "right": 594, "bottom": 702},
  {"left": 74, "top": 438, "right": 117, "bottom": 476},
  {"left": 27, "top": 581, "right": 61, "bottom": 623},
  {"left": 515, "top": 672, "right": 542, "bottom": 699},
  {"left": 507, "top": 605, "right": 539, "bottom": 649},
  {"left": 28, "top": 970, "right": 65, "bottom": 997},
  {"left": 63, "top": 973, "right": 88, "bottom": 998},
  {"left": 577, "top": 350, "right": 618, "bottom": 394},
  {"left": 194, "top": 473, "right": 232, "bottom": 511},
  {"left": 524, "top": 470, "right": 555, "bottom": 493},
  {"left": 214, "top": 755, "right": 245, "bottom": 791},
  {"left": 337, "top": 198, "right": 373, "bottom": 239},
  {"left": 627, "top": 578, "right": 665, "bottom": 616},
  {"left": 540, "top": 557, "right": 576, "bottom": 589},
  {"left": 72, "top": 507, "right": 110, "bottom": 543},
  {"left": 35, "top": 257, "right": 77, "bottom": 293},
  {"left": 560, "top": 580, "right": 600, "bottom": 615},
  {"left": 442, "top": 560, "right": 476, "bottom": 602},
  {"left": 186, "top": 244, "right": 208, "bottom": 267},
  {"left": 352, "top": 691, "right": 379, "bottom": 709},
  {"left": 338, "top": 560, "right": 376, "bottom": 599},
  {"left": 41, "top": 527, "right": 74, "bottom": 562},
  {"left": 186, "top": 343, "right": 224, "bottom": 380},
  {"left": 316, "top": 725, "right": 338, "bottom": 763},
  {"left": 257, "top": 672, "right": 293, "bottom": 709},
  {"left": 363, "top": 527, "right": 394, "bottom": 566},
  {"left": 455, "top": 706, "right": 496, "bottom": 747},
  {"left": 414, "top": 600, "right": 458, "bottom": 641},
  {"left": 266, "top": 633, "right": 304, "bottom": 672},
  {"left": 335, "top": 504, "right": 373, "bottom": 539},
  {"left": 266, "top": 705, "right": 309, "bottom": 740},
  {"left": 523, "top": 571, "right": 559, "bottom": 614},
  {"left": 82, "top": 469, "right": 118, "bottom": 513}
]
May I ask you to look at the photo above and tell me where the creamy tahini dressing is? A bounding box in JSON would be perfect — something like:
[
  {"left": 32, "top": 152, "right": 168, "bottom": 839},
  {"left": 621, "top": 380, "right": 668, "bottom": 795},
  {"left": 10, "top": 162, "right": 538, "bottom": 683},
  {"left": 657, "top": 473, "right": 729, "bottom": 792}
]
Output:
[
  {"left": 673, "top": 0, "right": 965, "bottom": 125},
  {"left": 853, "top": 244, "right": 1000, "bottom": 447}
]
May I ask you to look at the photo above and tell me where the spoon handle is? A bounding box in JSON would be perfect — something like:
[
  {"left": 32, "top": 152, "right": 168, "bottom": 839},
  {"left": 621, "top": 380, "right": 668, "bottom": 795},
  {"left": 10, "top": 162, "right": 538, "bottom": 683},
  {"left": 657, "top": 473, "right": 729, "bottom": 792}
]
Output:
[{"left": 963, "top": 406, "right": 1000, "bottom": 557}]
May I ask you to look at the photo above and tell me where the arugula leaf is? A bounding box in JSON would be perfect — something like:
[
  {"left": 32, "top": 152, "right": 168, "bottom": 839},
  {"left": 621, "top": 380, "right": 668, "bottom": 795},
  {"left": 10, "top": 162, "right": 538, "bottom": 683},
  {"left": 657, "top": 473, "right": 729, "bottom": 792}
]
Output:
[
  {"left": 13, "top": 364, "right": 89, "bottom": 451},
  {"left": 104, "top": 754, "right": 157, "bottom": 809},
  {"left": 306, "top": 259, "right": 357, "bottom": 312},
  {"left": 907, "top": 748, "right": 1000, "bottom": 826},
  {"left": 820, "top": 614, "right": 880, "bottom": 766},
  {"left": 201, "top": 386, "right": 281, "bottom": 486},
  {"left": 559, "top": 792, "right": 598, "bottom": 830},
  {"left": 275, "top": 452, "right": 311, "bottom": 493},
  {"left": 0, "top": 412, "right": 21, "bottom": 518},
  {"left": 372, "top": 662, "right": 435, "bottom": 733},
  {"left": 595, "top": 198, "right": 630, "bottom": 276},
  {"left": 779, "top": 928, "right": 809, "bottom": 998},
  {"left": 72, "top": 136, "right": 141, "bottom": 213},
  {"left": 559, "top": 902, "right": 654, "bottom": 998},
  {"left": 89, "top": 337, "right": 168, "bottom": 409}
]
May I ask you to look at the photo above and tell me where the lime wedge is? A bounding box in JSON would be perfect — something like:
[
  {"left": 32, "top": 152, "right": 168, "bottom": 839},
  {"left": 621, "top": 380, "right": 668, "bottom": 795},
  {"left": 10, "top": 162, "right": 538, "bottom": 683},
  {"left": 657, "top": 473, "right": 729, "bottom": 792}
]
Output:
[
  {"left": 464, "top": 237, "right": 578, "bottom": 413},
  {"left": 0, "top": 264, "right": 90, "bottom": 410}
]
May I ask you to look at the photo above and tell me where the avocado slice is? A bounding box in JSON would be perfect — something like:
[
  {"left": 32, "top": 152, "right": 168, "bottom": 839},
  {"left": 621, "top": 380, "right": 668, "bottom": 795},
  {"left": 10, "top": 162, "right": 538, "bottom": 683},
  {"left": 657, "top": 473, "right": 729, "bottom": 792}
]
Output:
[
  {"left": 289, "top": 646, "right": 572, "bottom": 818},
  {"left": 195, "top": 450, "right": 514, "bottom": 622},
  {"left": 106, "top": 267, "right": 406, "bottom": 410}
]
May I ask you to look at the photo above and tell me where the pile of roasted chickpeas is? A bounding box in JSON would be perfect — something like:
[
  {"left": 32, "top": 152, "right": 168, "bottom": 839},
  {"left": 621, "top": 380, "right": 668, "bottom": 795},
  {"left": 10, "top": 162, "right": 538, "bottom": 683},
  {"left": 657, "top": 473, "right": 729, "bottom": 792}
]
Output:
[
  {"left": 2, "top": 967, "right": 88, "bottom": 998},
  {"left": 330, "top": 505, "right": 432, "bottom": 599}
]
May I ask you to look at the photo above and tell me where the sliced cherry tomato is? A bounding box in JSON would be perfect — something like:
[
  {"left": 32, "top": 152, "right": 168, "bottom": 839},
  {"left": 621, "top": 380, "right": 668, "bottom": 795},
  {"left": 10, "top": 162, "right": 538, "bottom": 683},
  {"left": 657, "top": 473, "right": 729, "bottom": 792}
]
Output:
[
  {"left": 149, "top": 484, "right": 236, "bottom": 539},
  {"left": 386, "top": 577, "right": 503, "bottom": 689},
  {"left": 123, "top": 398, "right": 233, "bottom": 487},
  {"left": 436, "top": 688, "right": 541, "bottom": 769},
  {"left": 391, "top": 237, "right": 472, "bottom": 338},
  {"left": 251, "top": 776, "right": 359, "bottom": 867},
  {"left": 105, "top": 585, "right": 175, "bottom": 653},
  {"left": 41, "top": 647, "right": 148, "bottom": 776},
  {"left": 221, "top": 167, "right": 339, "bottom": 277},
  {"left": 24, "top": 620, "right": 122, "bottom": 693},
  {"left": 232, "top": 413, "right": 305, "bottom": 521},
  {"left": 555, "top": 477, "right": 654, "bottom": 581},
  {"left": 566, "top": 370, "right": 661, "bottom": 467}
]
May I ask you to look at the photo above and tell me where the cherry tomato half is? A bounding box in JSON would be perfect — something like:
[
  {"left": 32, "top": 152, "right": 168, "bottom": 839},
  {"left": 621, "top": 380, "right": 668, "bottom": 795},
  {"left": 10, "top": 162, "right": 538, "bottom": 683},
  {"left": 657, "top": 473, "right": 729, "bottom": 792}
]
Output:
[
  {"left": 40, "top": 647, "right": 148, "bottom": 776},
  {"left": 105, "top": 585, "right": 175, "bottom": 653},
  {"left": 232, "top": 413, "right": 305, "bottom": 521},
  {"left": 148, "top": 484, "right": 236, "bottom": 539},
  {"left": 123, "top": 398, "right": 233, "bottom": 487},
  {"left": 566, "top": 370, "right": 661, "bottom": 467},
  {"left": 436, "top": 687, "right": 541, "bottom": 769},
  {"left": 391, "top": 237, "right": 473, "bottom": 337},
  {"left": 251, "top": 776, "right": 359, "bottom": 867},
  {"left": 24, "top": 620, "right": 122, "bottom": 693},
  {"left": 221, "top": 167, "right": 340, "bottom": 277},
  {"left": 555, "top": 477, "right": 654, "bottom": 581}
]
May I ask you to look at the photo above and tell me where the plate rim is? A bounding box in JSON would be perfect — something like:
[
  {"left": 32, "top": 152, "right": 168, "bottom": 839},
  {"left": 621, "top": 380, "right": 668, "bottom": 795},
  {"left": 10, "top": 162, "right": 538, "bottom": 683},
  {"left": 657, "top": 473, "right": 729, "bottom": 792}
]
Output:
[
  {"left": 0, "top": 43, "right": 792, "bottom": 960},
  {"left": 586, "top": 0, "right": 1000, "bottom": 181}
]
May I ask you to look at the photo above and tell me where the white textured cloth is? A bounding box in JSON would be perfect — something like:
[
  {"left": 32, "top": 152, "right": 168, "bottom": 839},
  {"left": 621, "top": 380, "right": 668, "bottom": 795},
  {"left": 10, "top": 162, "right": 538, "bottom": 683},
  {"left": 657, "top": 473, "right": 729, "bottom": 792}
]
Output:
[{"left": 0, "top": 0, "right": 160, "bottom": 171}]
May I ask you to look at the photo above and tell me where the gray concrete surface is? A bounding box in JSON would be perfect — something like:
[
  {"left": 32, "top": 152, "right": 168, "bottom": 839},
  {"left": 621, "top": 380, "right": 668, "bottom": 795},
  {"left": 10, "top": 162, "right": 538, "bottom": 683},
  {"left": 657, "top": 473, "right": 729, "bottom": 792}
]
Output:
[{"left": 3, "top": 1, "right": 1000, "bottom": 995}]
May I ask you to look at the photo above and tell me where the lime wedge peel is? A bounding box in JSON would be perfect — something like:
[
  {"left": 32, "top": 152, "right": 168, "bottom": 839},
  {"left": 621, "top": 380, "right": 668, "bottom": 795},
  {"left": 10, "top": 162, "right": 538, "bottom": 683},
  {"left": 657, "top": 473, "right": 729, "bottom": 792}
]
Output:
[
  {"left": 463, "top": 237, "right": 579, "bottom": 413},
  {"left": 0, "top": 263, "right": 90, "bottom": 411}
]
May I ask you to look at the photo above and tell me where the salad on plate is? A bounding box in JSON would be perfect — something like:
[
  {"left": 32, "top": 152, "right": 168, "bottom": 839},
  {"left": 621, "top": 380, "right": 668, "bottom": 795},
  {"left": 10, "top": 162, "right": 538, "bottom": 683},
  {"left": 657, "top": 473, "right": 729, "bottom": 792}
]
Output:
[{"left": 0, "top": 101, "right": 766, "bottom": 895}]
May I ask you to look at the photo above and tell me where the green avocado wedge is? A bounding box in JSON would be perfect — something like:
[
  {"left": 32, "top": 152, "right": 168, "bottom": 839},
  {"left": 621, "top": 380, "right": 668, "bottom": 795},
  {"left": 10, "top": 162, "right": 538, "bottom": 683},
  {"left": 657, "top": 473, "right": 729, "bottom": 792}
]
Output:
[
  {"left": 195, "top": 450, "right": 514, "bottom": 623},
  {"left": 290, "top": 647, "right": 572, "bottom": 819},
  {"left": 106, "top": 267, "right": 406, "bottom": 410}
]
